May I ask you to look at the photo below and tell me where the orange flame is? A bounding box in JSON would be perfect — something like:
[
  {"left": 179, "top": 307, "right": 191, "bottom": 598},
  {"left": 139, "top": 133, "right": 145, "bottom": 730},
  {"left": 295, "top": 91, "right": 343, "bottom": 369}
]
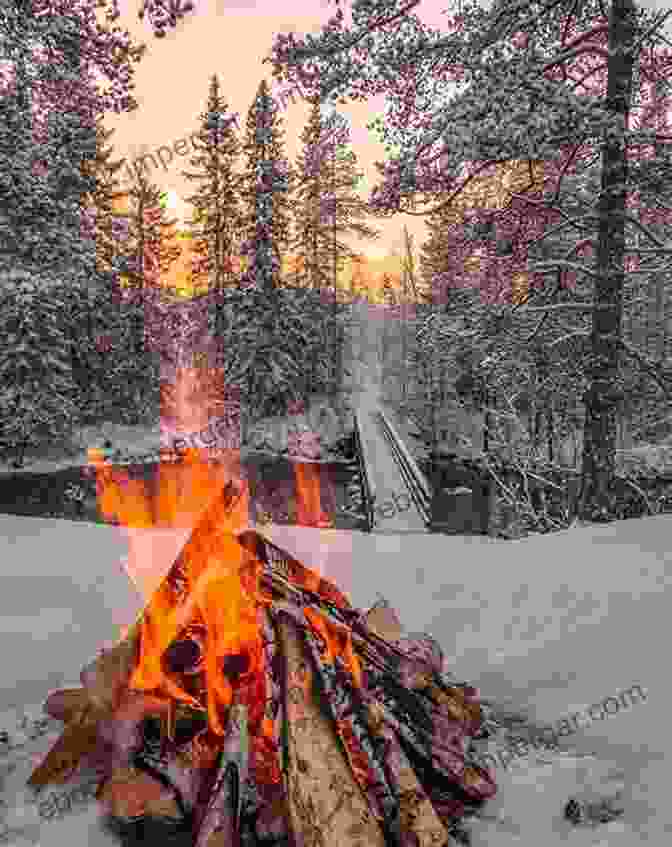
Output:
[
  {"left": 88, "top": 443, "right": 362, "bottom": 754},
  {"left": 303, "top": 607, "right": 363, "bottom": 689},
  {"left": 129, "top": 483, "right": 268, "bottom": 736},
  {"left": 88, "top": 445, "right": 264, "bottom": 738},
  {"left": 87, "top": 358, "right": 353, "bottom": 753},
  {"left": 294, "top": 462, "right": 332, "bottom": 528},
  {"left": 87, "top": 349, "right": 261, "bottom": 738}
]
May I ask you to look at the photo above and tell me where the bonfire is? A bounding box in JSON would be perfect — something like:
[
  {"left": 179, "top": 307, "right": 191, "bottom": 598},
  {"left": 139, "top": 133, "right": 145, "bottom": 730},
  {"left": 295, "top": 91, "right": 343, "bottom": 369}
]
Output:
[{"left": 28, "top": 445, "right": 498, "bottom": 846}]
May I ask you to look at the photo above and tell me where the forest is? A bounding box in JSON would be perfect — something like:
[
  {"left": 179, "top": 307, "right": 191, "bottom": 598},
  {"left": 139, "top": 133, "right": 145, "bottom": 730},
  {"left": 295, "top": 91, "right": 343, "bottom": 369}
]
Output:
[{"left": 0, "top": 0, "right": 671, "bottom": 529}]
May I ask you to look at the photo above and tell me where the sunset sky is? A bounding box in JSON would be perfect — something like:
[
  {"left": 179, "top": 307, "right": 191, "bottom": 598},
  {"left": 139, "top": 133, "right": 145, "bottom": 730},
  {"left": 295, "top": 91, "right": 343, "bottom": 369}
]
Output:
[
  {"left": 97, "top": 0, "right": 671, "bottom": 266},
  {"left": 97, "top": 0, "right": 469, "bottom": 263},
  {"left": 0, "top": 0, "right": 665, "bottom": 271}
]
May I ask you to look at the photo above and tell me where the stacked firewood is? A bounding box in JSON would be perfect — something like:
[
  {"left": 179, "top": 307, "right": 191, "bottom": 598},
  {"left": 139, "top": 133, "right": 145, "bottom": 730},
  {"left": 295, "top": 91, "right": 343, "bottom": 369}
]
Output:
[
  {"left": 28, "top": 628, "right": 140, "bottom": 790},
  {"left": 27, "top": 476, "right": 413, "bottom": 826},
  {"left": 28, "top": 560, "right": 407, "bottom": 807}
]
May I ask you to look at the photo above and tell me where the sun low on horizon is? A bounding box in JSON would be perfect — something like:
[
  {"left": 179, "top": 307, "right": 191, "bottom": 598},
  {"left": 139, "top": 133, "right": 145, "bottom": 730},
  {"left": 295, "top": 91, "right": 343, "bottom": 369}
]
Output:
[{"left": 163, "top": 189, "right": 186, "bottom": 225}]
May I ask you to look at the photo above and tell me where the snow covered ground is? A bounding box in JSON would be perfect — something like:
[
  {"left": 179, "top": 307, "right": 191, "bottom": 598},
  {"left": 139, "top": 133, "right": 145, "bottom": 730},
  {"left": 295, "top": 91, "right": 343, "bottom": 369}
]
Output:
[
  {"left": 1, "top": 302, "right": 669, "bottom": 844},
  {"left": 0, "top": 512, "right": 670, "bottom": 845},
  {"left": 265, "top": 516, "right": 670, "bottom": 845}
]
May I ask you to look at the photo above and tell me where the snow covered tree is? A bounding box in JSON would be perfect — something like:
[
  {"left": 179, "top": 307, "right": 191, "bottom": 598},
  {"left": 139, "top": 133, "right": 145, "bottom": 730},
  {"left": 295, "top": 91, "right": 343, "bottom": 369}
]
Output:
[
  {"left": 291, "top": 97, "right": 381, "bottom": 291},
  {"left": 182, "top": 73, "right": 244, "bottom": 329},
  {"left": 238, "top": 78, "right": 294, "bottom": 292},
  {"left": 71, "top": 115, "right": 137, "bottom": 418},
  {"left": 108, "top": 164, "right": 181, "bottom": 415},
  {"left": 266, "top": 0, "right": 672, "bottom": 522},
  {"left": 220, "top": 79, "right": 305, "bottom": 412},
  {"left": 80, "top": 116, "right": 130, "bottom": 290},
  {"left": 119, "top": 164, "right": 181, "bottom": 306},
  {"left": 290, "top": 98, "right": 334, "bottom": 292},
  {"left": 0, "top": 0, "right": 148, "bottom": 454},
  {"left": 224, "top": 283, "right": 333, "bottom": 415},
  {"left": 290, "top": 98, "right": 380, "bottom": 391},
  {"left": 0, "top": 7, "right": 107, "bottom": 457}
]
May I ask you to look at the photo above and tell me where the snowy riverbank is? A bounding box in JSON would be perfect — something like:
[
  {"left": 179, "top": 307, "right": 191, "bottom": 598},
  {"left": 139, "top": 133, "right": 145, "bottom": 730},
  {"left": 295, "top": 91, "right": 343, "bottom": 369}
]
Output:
[{"left": 0, "top": 393, "right": 356, "bottom": 477}]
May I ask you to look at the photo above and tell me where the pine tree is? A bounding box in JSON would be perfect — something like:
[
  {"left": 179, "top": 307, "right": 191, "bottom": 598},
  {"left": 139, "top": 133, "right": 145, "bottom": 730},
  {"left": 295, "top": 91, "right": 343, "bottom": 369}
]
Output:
[
  {"left": 74, "top": 115, "right": 137, "bottom": 417},
  {"left": 222, "top": 79, "right": 297, "bottom": 414},
  {"left": 182, "top": 73, "right": 244, "bottom": 328},
  {"left": 112, "top": 164, "right": 181, "bottom": 412},
  {"left": 290, "top": 98, "right": 381, "bottom": 392},
  {"left": 419, "top": 191, "right": 486, "bottom": 313},
  {"left": 80, "top": 115, "right": 131, "bottom": 291},
  {"left": 238, "top": 79, "right": 294, "bottom": 292},
  {"left": 0, "top": 8, "right": 104, "bottom": 460},
  {"left": 120, "top": 163, "right": 182, "bottom": 306},
  {"left": 290, "top": 98, "right": 331, "bottom": 291},
  {"left": 291, "top": 98, "right": 381, "bottom": 281}
]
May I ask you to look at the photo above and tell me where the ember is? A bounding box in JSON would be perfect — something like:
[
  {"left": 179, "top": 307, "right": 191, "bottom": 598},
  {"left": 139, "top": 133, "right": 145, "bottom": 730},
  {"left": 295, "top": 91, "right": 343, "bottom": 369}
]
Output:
[
  {"left": 30, "top": 447, "right": 499, "bottom": 845},
  {"left": 162, "top": 638, "right": 202, "bottom": 675}
]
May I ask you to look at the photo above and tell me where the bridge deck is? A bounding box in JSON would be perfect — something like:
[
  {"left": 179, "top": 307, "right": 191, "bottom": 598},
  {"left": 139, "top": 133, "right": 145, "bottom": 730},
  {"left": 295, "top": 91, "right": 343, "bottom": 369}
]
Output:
[{"left": 350, "top": 354, "right": 426, "bottom": 533}]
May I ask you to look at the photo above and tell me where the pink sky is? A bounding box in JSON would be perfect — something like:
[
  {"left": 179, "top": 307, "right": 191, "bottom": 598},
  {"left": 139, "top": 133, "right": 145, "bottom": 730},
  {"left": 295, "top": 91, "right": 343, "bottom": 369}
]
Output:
[
  {"left": 99, "top": 0, "right": 672, "bottom": 264},
  {"left": 99, "top": 0, "right": 468, "bottom": 262}
]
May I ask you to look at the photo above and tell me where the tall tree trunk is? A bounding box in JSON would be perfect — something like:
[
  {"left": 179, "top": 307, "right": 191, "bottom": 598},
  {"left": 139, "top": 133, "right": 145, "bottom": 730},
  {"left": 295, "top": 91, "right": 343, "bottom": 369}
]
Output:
[
  {"left": 649, "top": 79, "right": 668, "bottom": 366},
  {"left": 579, "top": 0, "right": 637, "bottom": 521}
]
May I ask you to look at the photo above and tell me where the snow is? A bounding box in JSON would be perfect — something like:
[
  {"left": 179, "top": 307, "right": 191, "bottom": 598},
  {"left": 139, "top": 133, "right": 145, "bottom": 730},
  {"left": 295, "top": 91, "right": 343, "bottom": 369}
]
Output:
[
  {"left": 0, "top": 393, "right": 355, "bottom": 477},
  {"left": 350, "top": 352, "right": 427, "bottom": 531},
  {"left": 0, "top": 717, "right": 119, "bottom": 847},
  {"left": 242, "top": 515, "right": 672, "bottom": 845},
  {"left": 1, "top": 301, "right": 669, "bottom": 844},
  {"left": 0, "top": 511, "right": 670, "bottom": 845}
]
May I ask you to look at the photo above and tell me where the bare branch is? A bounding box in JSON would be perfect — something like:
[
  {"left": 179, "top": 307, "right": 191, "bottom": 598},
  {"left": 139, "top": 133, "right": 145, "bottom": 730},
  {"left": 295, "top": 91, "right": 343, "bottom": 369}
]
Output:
[
  {"left": 620, "top": 211, "right": 672, "bottom": 247},
  {"left": 545, "top": 330, "right": 591, "bottom": 348},
  {"left": 525, "top": 260, "right": 602, "bottom": 280},
  {"left": 604, "top": 334, "right": 672, "bottom": 397},
  {"left": 629, "top": 9, "right": 672, "bottom": 56}
]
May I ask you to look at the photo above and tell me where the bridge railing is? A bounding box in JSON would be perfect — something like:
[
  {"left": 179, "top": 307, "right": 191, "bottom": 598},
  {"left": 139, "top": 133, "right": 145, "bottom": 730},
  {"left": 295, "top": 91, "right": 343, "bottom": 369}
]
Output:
[
  {"left": 353, "top": 413, "right": 377, "bottom": 532},
  {"left": 376, "top": 409, "right": 432, "bottom": 526}
]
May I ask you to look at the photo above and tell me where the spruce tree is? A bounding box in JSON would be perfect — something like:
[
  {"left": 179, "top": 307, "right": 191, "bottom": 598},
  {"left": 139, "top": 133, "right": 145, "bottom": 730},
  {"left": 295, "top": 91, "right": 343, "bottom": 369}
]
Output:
[
  {"left": 290, "top": 98, "right": 332, "bottom": 291},
  {"left": 182, "top": 73, "right": 244, "bottom": 340},
  {"left": 0, "top": 8, "right": 103, "bottom": 460},
  {"left": 238, "top": 78, "right": 294, "bottom": 292},
  {"left": 112, "top": 164, "right": 181, "bottom": 415},
  {"left": 291, "top": 98, "right": 380, "bottom": 392},
  {"left": 76, "top": 116, "right": 136, "bottom": 418},
  {"left": 120, "top": 164, "right": 182, "bottom": 316},
  {"left": 81, "top": 115, "right": 132, "bottom": 293}
]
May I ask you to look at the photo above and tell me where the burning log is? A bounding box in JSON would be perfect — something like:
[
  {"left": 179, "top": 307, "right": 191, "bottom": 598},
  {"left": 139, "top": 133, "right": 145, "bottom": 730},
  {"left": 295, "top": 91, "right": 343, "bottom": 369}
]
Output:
[
  {"left": 28, "top": 479, "right": 246, "bottom": 791},
  {"left": 27, "top": 515, "right": 395, "bottom": 795},
  {"left": 27, "top": 636, "right": 140, "bottom": 790},
  {"left": 27, "top": 455, "right": 498, "bottom": 847}
]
